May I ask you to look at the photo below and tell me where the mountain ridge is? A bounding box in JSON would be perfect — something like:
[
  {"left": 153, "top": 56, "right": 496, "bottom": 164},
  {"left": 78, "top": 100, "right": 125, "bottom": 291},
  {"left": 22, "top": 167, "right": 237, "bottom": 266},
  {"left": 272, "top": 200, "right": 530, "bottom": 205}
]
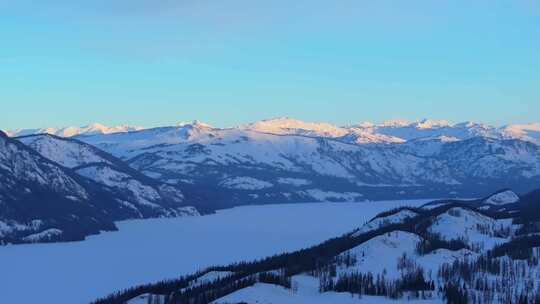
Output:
[
  {"left": 4, "top": 118, "right": 540, "bottom": 145},
  {"left": 16, "top": 134, "right": 200, "bottom": 217},
  {"left": 4, "top": 123, "right": 143, "bottom": 138},
  {"left": 0, "top": 133, "right": 199, "bottom": 245},
  {"left": 75, "top": 123, "right": 540, "bottom": 207}
]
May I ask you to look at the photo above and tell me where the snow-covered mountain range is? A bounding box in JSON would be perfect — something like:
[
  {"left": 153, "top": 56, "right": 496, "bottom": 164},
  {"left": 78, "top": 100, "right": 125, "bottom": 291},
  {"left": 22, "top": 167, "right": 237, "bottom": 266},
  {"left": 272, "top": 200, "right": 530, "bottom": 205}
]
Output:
[
  {"left": 0, "top": 131, "right": 198, "bottom": 245},
  {"left": 5, "top": 118, "right": 540, "bottom": 145},
  {"left": 3, "top": 123, "right": 143, "bottom": 138},
  {"left": 3, "top": 118, "right": 539, "bottom": 208},
  {"left": 243, "top": 118, "right": 540, "bottom": 145},
  {"left": 96, "top": 188, "right": 540, "bottom": 304},
  {"left": 66, "top": 118, "right": 540, "bottom": 207}
]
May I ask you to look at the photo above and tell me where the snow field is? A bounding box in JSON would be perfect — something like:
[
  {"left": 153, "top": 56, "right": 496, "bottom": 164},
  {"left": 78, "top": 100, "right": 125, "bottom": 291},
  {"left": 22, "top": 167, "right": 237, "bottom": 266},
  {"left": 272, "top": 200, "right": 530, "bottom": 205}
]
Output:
[{"left": 0, "top": 200, "right": 430, "bottom": 304}]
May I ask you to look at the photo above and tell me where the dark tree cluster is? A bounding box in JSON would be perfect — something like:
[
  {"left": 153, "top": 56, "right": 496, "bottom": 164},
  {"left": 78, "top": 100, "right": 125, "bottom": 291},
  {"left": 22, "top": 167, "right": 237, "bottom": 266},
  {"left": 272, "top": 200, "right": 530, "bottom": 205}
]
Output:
[
  {"left": 257, "top": 271, "right": 292, "bottom": 289},
  {"left": 438, "top": 247, "right": 540, "bottom": 304},
  {"left": 170, "top": 275, "right": 257, "bottom": 304},
  {"left": 319, "top": 269, "right": 435, "bottom": 300},
  {"left": 442, "top": 282, "right": 469, "bottom": 304},
  {"left": 489, "top": 236, "right": 540, "bottom": 260},
  {"left": 92, "top": 273, "right": 200, "bottom": 304},
  {"left": 415, "top": 233, "right": 469, "bottom": 255}
]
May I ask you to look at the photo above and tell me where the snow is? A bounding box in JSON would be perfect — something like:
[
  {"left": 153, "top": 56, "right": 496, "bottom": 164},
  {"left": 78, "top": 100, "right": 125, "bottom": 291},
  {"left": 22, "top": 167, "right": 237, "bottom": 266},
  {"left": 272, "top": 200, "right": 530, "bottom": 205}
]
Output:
[
  {"left": 127, "top": 294, "right": 161, "bottom": 304},
  {"left": 415, "top": 119, "right": 451, "bottom": 129},
  {"left": 7, "top": 119, "right": 540, "bottom": 148},
  {"left": 17, "top": 135, "right": 110, "bottom": 168},
  {"left": 484, "top": 190, "right": 520, "bottom": 205},
  {"left": 0, "top": 135, "right": 90, "bottom": 200},
  {"left": 503, "top": 123, "right": 540, "bottom": 145},
  {"left": 305, "top": 189, "right": 363, "bottom": 202},
  {"left": 158, "top": 184, "right": 185, "bottom": 203},
  {"left": 177, "top": 120, "right": 214, "bottom": 129},
  {"left": 379, "top": 119, "right": 414, "bottom": 127},
  {"left": 420, "top": 202, "right": 450, "bottom": 210},
  {"left": 0, "top": 199, "right": 431, "bottom": 304},
  {"left": 346, "top": 231, "right": 422, "bottom": 279},
  {"left": 428, "top": 207, "right": 510, "bottom": 250},
  {"left": 0, "top": 220, "right": 26, "bottom": 237},
  {"left": 212, "top": 274, "right": 443, "bottom": 304},
  {"left": 220, "top": 176, "right": 274, "bottom": 190},
  {"left": 352, "top": 210, "right": 418, "bottom": 236},
  {"left": 244, "top": 117, "right": 349, "bottom": 138},
  {"left": 75, "top": 119, "right": 540, "bottom": 189},
  {"left": 77, "top": 166, "right": 162, "bottom": 207},
  {"left": 353, "top": 119, "right": 504, "bottom": 143},
  {"left": 21, "top": 229, "right": 63, "bottom": 243},
  {"left": 17, "top": 133, "right": 187, "bottom": 210},
  {"left": 277, "top": 177, "right": 312, "bottom": 186},
  {"left": 172, "top": 206, "right": 201, "bottom": 217},
  {"left": 7, "top": 123, "right": 143, "bottom": 138},
  {"left": 415, "top": 248, "right": 476, "bottom": 275},
  {"left": 187, "top": 271, "right": 235, "bottom": 289}
]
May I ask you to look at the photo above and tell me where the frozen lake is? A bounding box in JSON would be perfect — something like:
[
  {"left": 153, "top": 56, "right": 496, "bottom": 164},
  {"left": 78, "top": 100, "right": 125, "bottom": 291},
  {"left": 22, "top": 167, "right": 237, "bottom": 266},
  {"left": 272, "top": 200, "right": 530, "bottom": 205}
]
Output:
[{"left": 0, "top": 200, "right": 432, "bottom": 304}]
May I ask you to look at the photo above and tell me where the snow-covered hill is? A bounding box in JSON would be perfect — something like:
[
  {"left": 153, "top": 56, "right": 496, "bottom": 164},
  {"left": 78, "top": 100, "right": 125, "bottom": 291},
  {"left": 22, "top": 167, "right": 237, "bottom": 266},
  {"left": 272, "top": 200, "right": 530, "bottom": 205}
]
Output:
[
  {"left": 0, "top": 131, "right": 120, "bottom": 244},
  {"left": 0, "top": 132, "right": 198, "bottom": 245},
  {"left": 16, "top": 134, "right": 199, "bottom": 219},
  {"left": 484, "top": 189, "right": 520, "bottom": 205}
]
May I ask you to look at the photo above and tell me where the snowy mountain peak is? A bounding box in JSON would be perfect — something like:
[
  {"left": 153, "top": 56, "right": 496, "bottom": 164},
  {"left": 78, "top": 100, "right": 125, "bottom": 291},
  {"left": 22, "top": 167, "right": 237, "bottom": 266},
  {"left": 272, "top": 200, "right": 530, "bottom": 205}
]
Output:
[
  {"left": 354, "top": 121, "right": 376, "bottom": 128},
  {"left": 6, "top": 118, "right": 540, "bottom": 145},
  {"left": 245, "top": 117, "right": 347, "bottom": 137},
  {"left": 177, "top": 120, "right": 213, "bottom": 130},
  {"left": 413, "top": 118, "right": 451, "bottom": 129},
  {"left": 87, "top": 122, "right": 108, "bottom": 129},
  {"left": 484, "top": 190, "right": 520, "bottom": 205},
  {"left": 247, "top": 117, "right": 331, "bottom": 129},
  {"left": 504, "top": 122, "right": 540, "bottom": 134},
  {"left": 379, "top": 118, "right": 450, "bottom": 129},
  {"left": 379, "top": 119, "right": 411, "bottom": 127},
  {"left": 68, "top": 123, "right": 144, "bottom": 136},
  {"left": 503, "top": 123, "right": 540, "bottom": 145},
  {"left": 414, "top": 135, "right": 460, "bottom": 142},
  {"left": 454, "top": 121, "right": 480, "bottom": 128},
  {"left": 5, "top": 123, "right": 144, "bottom": 138}
]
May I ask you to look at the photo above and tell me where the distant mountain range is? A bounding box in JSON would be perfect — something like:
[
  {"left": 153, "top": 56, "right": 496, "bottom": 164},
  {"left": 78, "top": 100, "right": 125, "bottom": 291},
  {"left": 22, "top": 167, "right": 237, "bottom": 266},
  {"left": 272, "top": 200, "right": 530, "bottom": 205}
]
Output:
[
  {"left": 4, "top": 123, "right": 144, "bottom": 138},
  {"left": 70, "top": 118, "right": 540, "bottom": 207},
  {"left": 1, "top": 118, "right": 539, "bottom": 244},
  {"left": 5, "top": 118, "right": 540, "bottom": 145}
]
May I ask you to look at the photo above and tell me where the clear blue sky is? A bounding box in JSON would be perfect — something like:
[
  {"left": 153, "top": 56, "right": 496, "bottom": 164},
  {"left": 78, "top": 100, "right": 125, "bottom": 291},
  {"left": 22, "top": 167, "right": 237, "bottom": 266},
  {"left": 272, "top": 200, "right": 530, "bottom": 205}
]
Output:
[{"left": 1, "top": 1, "right": 539, "bottom": 129}]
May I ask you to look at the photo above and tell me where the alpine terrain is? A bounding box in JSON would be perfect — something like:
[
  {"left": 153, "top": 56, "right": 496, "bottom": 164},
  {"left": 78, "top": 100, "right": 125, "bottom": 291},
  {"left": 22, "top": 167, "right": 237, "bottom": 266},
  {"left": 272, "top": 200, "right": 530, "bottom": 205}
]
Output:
[
  {"left": 72, "top": 118, "right": 540, "bottom": 208},
  {"left": 0, "top": 131, "right": 198, "bottom": 245}
]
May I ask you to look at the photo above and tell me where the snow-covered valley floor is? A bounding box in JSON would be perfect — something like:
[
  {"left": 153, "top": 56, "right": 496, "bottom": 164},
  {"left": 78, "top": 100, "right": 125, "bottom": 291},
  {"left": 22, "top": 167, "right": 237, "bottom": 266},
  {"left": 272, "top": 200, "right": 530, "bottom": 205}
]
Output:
[{"left": 0, "top": 200, "right": 432, "bottom": 304}]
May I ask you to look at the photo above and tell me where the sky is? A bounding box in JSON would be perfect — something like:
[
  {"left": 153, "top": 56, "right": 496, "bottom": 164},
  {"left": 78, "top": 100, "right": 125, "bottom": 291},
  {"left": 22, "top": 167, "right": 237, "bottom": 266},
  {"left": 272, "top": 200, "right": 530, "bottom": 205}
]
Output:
[{"left": 1, "top": 0, "right": 539, "bottom": 129}]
